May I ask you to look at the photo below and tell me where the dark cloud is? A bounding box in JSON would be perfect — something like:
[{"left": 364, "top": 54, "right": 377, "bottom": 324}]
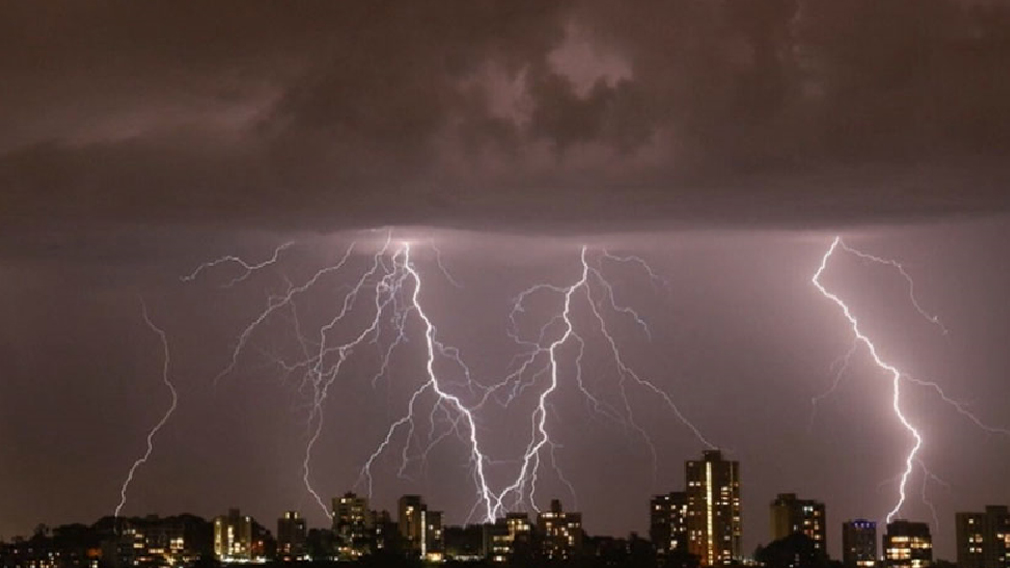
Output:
[{"left": 2, "top": 0, "right": 1009, "bottom": 237}]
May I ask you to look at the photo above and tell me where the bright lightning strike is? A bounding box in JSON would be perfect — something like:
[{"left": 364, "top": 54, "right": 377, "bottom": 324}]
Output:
[
  {"left": 813, "top": 237, "right": 923, "bottom": 523},
  {"left": 354, "top": 242, "right": 496, "bottom": 522},
  {"left": 485, "top": 246, "right": 714, "bottom": 517},
  {"left": 114, "top": 301, "right": 179, "bottom": 518},
  {"left": 195, "top": 236, "right": 497, "bottom": 520},
  {"left": 813, "top": 236, "right": 1010, "bottom": 524},
  {"left": 190, "top": 237, "right": 712, "bottom": 526}
]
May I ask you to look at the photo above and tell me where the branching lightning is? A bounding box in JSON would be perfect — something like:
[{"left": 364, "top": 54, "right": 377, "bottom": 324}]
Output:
[
  {"left": 196, "top": 236, "right": 495, "bottom": 520},
  {"left": 813, "top": 236, "right": 1010, "bottom": 525},
  {"left": 356, "top": 242, "right": 496, "bottom": 521},
  {"left": 182, "top": 241, "right": 294, "bottom": 287},
  {"left": 813, "top": 237, "right": 923, "bottom": 523},
  {"left": 114, "top": 301, "right": 179, "bottom": 518},
  {"left": 835, "top": 240, "right": 948, "bottom": 336},
  {"left": 186, "top": 236, "right": 711, "bottom": 525},
  {"left": 165, "top": 232, "right": 1010, "bottom": 534},
  {"left": 481, "top": 245, "right": 714, "bottom": 517}
]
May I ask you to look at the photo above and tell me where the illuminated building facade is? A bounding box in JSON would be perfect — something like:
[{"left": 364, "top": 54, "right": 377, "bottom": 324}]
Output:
[
  {"left": 651, "top": 492, "right": 689, "bottom": 556},
  {"left": 424, "top": 511, "right": 444, "bottom": 562},
  {"left": 536, "top": 499, "right": 583, "bottom": 561},
  {"left": 332, "top": 493, "right": 373, "bottom": 559},
  {"left": 99, "top": 518, "right": 198, "bottom": 568},
  {"left": 843, "top": 519, "right": 878, "bottom": 568},
  {"left": 1, "top": 517, "right": 210, "bottom": 568},
  {"left": 771, "top": 493, "right": 826, "bottom": 552},
  {"left": 482, "top": 513, "right": 533, "bottom": 563},
  {"left": 884, "top": 520, "right": 932, "bottom": 568},
  {"left": 371, "top": 510, "right": 396, "bottom": 553},
  {"left": 686, "top": 450, "right": 741, "bottom": 566},
  {"left": 276, "top": 512, "right": 306, "bottom": 561},
  {"left": 397, "top": 495, "right": 443, "bottom": 561},
  {"left": 117, "top": 523, "right": 186, "bottom": 567},
  {"left": 956, "top": 506, "right": 1010, "bottom": 568},
  {"left": 213, "top": 509, "right": 253, "bottom": 562},
  {"left": 482, "top": 522, "right": 510, "bottom": 563}
]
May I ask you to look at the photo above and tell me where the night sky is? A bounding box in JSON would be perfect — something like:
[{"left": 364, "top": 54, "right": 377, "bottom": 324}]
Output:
[{"left": 2, "top": 1, "right": 1010, "bottom": 562}]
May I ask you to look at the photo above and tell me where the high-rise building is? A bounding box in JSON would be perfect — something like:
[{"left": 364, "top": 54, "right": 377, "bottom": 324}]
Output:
[
  {"left": 884, "top": 520, "right": 932, "bottom": 568},
  {"left": 277, "top": 511, "right": 307, "bottom": 561},
  {"left": 397, "top": 495, "right": 443, "bottom": 561},
  {"left": 104, "top": 516, "right": 207, "bottom": 567},
  {"left": 213, "top": 509, "right": 254, "bottom": 562},
  {"left": 483, "top": 513, "right": 534, "bottom": 563},
  {"left": 686, "top": 450, "right": 741, "bottom": 566},
  {"left": 398, "top": 495, "right": 425, "bottom": 552},
  {"left": 771, "top": 493, "right": 827, "bottom": 552},
  {"left": 956, "top": 506, "right": 1010, "bottom": 568},
  {"left": 843, "top": 519, "right": 878, "bottom": 568},
  {"left": 425, "top": 510, "right": 444, "bottom": 561},
  {"left": 333, "top": 493, "right": 374, "bottom": 558},
  {"left": 483, "top": 521, "right": 511, "bottom": 563},
  {"left": 651, "top": 492, "right": 689, "bottom": 556},
  {"left": 371, "top": 510, "right": 396, "bottom": 553},
  {"left": 537, "top": 499, "right": 584, "bottom": 560}
]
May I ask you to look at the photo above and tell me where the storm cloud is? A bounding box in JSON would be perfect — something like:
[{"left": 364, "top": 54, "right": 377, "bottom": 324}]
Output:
[{"left": 3, "top": 0, "right": 1010, "bottom": 236}]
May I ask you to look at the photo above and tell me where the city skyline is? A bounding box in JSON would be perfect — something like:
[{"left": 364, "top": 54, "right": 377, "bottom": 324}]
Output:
[
  {"left": 3, "top": 231, "right": 1010, "bottom": 561},
  {"left": 6, "top": 482, "right": 1007, "bottom": 566},
  {"left": 4, "top": 446, "right": 1007, "bottom": 564},
  {"left": 3, "top": 2, "right": 1010, "bottom": 566}
]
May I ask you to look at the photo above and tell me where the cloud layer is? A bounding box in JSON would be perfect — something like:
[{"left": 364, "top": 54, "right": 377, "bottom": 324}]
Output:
[{"left": 3, "top": 0, "right": 1010, "bottom": 232}]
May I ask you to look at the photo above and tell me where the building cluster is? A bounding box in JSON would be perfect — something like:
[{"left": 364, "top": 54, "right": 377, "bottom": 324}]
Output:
[
  {"left": 651, "top": 450, "right": 742, "bottom": 565},
  {"left": 0, "top": 515, "right": 213, "bottom": 568},
  {"left": 282, "top": 493, "right": 584, "bottom": 564},
  {"left": 2, "top": 451, "right": 1007, "bottom": 567},
  {"left": 955, "top": 506, "right": 1010, "bottom": 568}
]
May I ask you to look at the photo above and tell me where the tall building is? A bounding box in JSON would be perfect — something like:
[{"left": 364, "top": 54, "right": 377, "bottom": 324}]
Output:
[
  {"left": 956, "top": 506, "right": 1010, "bottom": 568},
  {"left": 960, "top": 512, "right": 988, "bottom": 568},
  {"left": 537, "top": 499, "right": 584, "bottom": 560},
  {"left": 483, "top": 521, "right": 511, "bottom": 563},
  {"left": 651, "top": 492, "right": 689, "bottom": 555},
  {"left": 425, "top": 510, "right": 444, "bottom": 561},
  {"left": 771, "top": 493, "right": 827, "bottom": 552},
  {"left": 213, "top": 509, "right": 253, "bottom": 562},
  {"left": 843, "top": 519, "right": 877, "bottom": 568},
  {"left": 277, "top": 511, "right": 307, "bottom": 561},
  {"left": 884, "top": 520, "right": 932, "bottom": 568},
  {"left": 398, "top": 495, "right": 425, "bottom": 552},
  {"left": 371, "top": 510, "right": 396, "bottom": 553},
  {"left": 483, "top": 513, "right": 533, "bottom": 563},
  {"left": 104, "top": 516, "right": 208, "bottom": 568},
  {"left": 397, "top": 495, "right": 443, "bottom": 560},
  {"left": 686, "top": 450, "right": 741, "bottom": 566},
  {"left": 333, "top": 493, "right": 374, "bottom": 558}
]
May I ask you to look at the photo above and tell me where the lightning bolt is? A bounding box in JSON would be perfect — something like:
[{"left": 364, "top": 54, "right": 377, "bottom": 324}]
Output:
[
  {"left": 181, "top": 241, "right": 293, "bottom": 287},
  {"left": 487, "top": 246, "right": 714, "bottom": 516},
  {"left": 835, "top": 240, "right": 948, "bottom": 336},
  {"left": 809, "top": 339, "right": 859, "bottom": 432},
  {"left": 813, "top": 236, "right": 1010, "bottom": 524},
  {"left": 188, "top": 237, "right": 712, "bottom": 527},
  {"left": 918, "top": 460, "right": 950, "bottom": 531},
  {"left": 903, "top": 373, "right": 1010, "bottom": 437},
  {"left": 354, "top": 242, "right": 496, "bottom": 524},
  {"left": 192, "top": 235, "right": 497, "bottom": 520},
  {"left": 114, "top": 301, "right": 179, "bottom": 518},
  {"left": 813, "top": 237, "right": 923, "bottom": 523}
]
